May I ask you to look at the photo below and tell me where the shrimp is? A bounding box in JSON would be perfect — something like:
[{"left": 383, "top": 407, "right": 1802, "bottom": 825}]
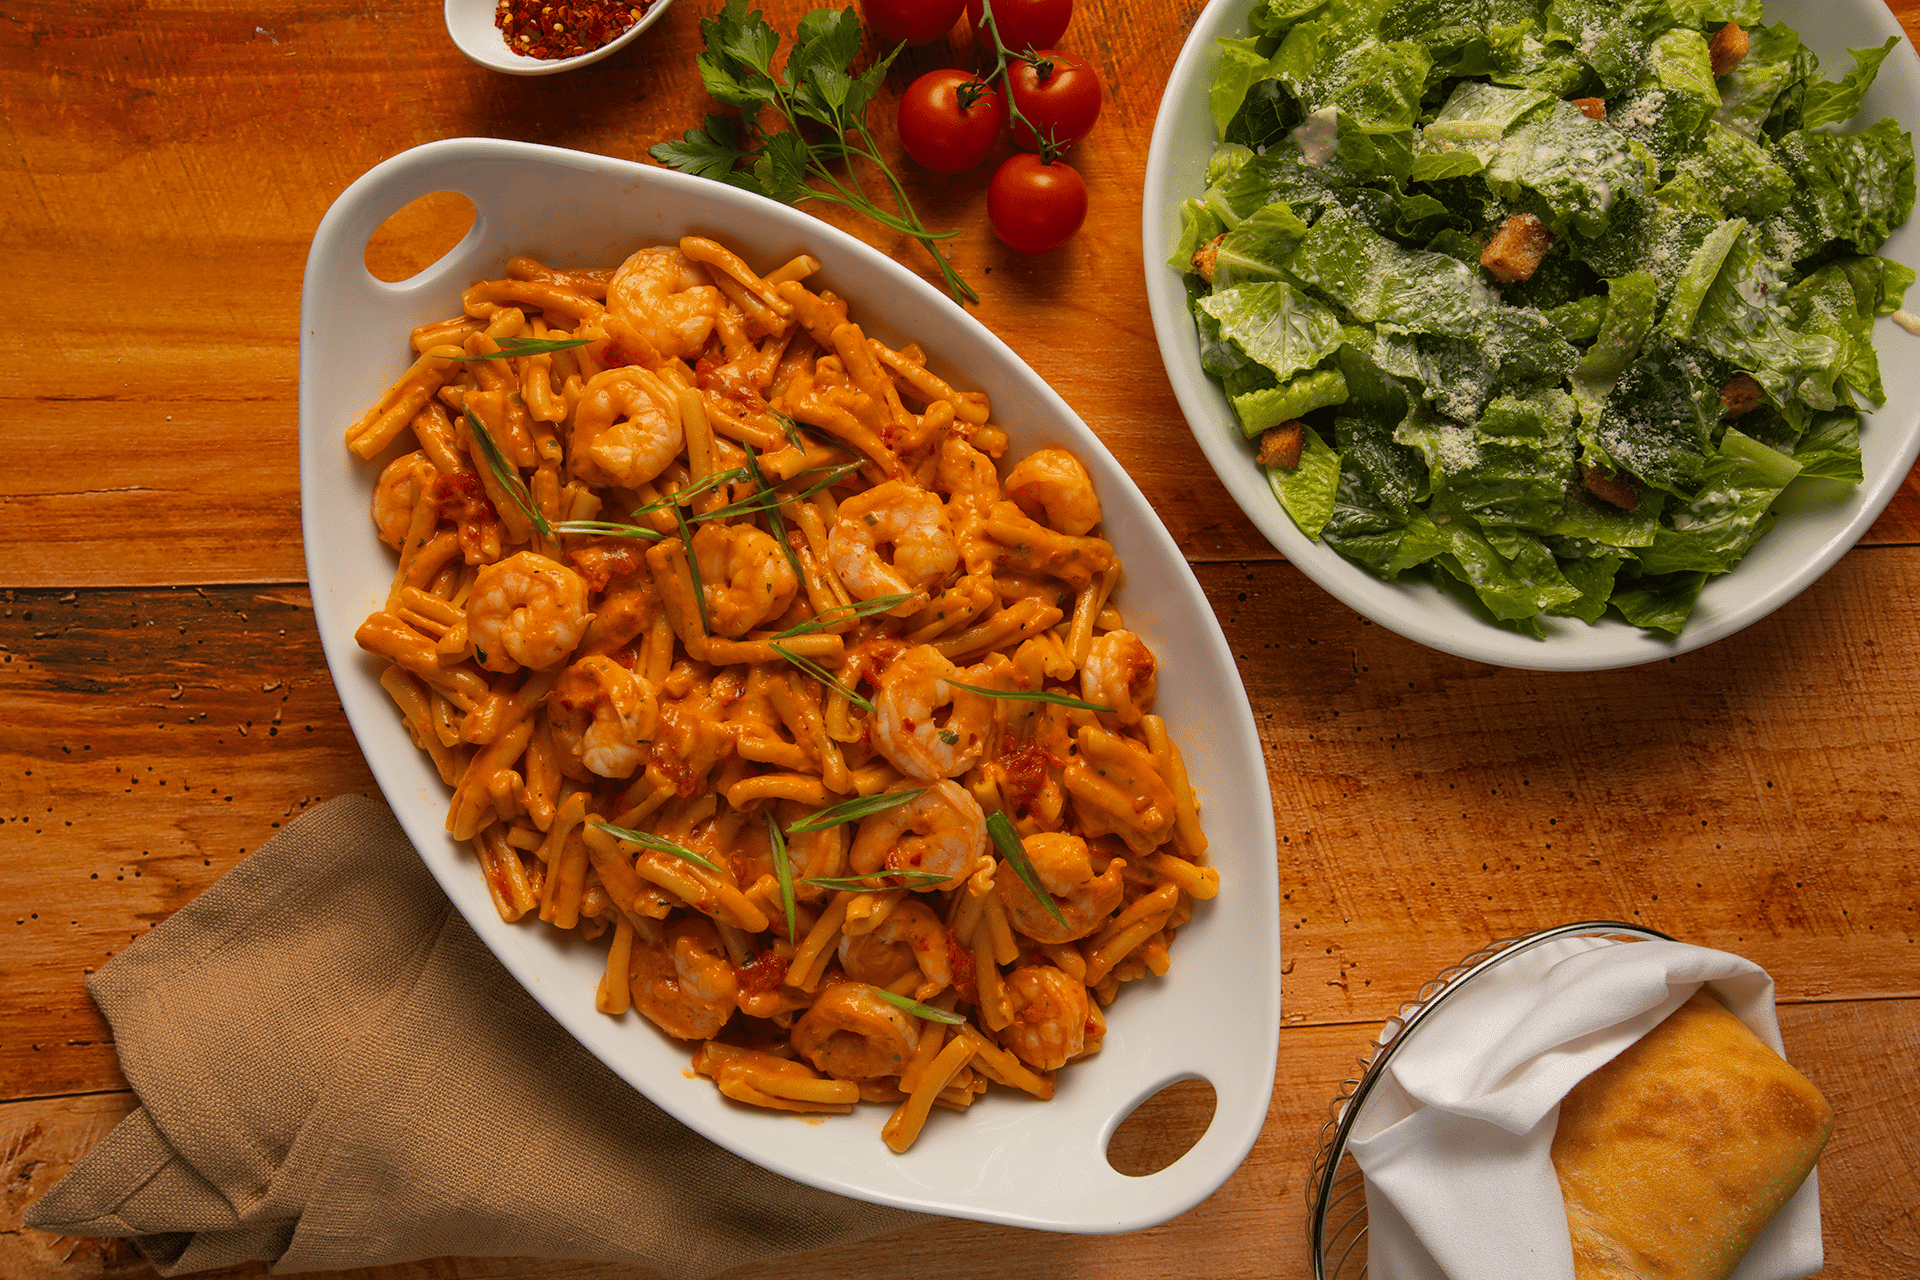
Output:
[
  {"left": 836, "top": 898, "right": 953, "bottom": 1001},
  {"left": 826, "top": 479, "right": 959, "bottom": 610},
  {"left": 1002, "top": 964, "right": 1091, "bottom": 1071},
  {"left": 791, "top": 980, "right": 919, "bottom": 1081},
  {"left": 606, "top": 246, "right": 722, "bottom": 363},
  {"left": 996, "top": 832, "right": 1126, "bottom": 944},
  {"left": 372, "top": 450, "right": 437, "bottom": 550},
  {"left": 569, "top": 366, "right": 684, "bottom": 489},
  {"left": 1080, "top": 629, "right": 1158, "bottom": 726},
  {"left": 629, "top": 917, "right": 738, "bottom": 1040},
  {"left": 1005, "top": 447, "right": 1101, "bottom": 537},
  {"left": 692, "top": 522, "right": 798, "bottom": 638},
  {"left": 548, "top": 654, "right": 658, "bottom": 779},
  {"left": 871, "top": 646, "right": 993, "bottom": 780},
  {"left": 467, "top": 551, "right": 594, "bottom": 673},
  {"left": 850, "top": 780, "right": 988, "bottom": 888}
]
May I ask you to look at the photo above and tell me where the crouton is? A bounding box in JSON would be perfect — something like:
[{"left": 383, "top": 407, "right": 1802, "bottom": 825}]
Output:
[
  {"left": 1256, "top": 421, "right": 1305, "bottom": 470},
  {"left": 1719, "top": 373, "right": 1764, "bottom": 419},
  {"left": 1581, "top": 464, "right": 1641, "bottom": 511},
  {"left": 1709, "top": 22, "right": 1750, "bottom": 78},
  {"left": 1480, "top": 212, "right": 1554, "bottom": 284},
  {"left": 1571, "top": 97, "right": 1608, "bottom": 121},
  {"left": 1193, "top": 233, "right": 1227, "bottom": 285}
]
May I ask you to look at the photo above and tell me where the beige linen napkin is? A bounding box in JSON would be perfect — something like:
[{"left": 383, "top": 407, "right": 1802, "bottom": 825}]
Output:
[{"left": 25, "top": 793, "right": 930, "bottom": 1277}]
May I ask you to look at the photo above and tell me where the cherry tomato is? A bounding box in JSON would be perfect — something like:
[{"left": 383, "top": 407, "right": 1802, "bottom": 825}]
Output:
[
  {"left": 861, "top": 0, "right": 967, "bottom": 45},
  {"left": 987, "top": 153, "right": 1087, "bottom": 254},
  {"left": 1003, "top": 49, "right": 1102, "bottom": 152},
  {"left": 898, "top": 69, "right": 1003, "bottom": 175},
  {"left": 966, "top": 0, "right": 1071, "bottom": 53}
]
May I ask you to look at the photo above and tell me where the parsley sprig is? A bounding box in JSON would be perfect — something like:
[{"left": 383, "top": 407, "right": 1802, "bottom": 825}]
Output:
[{"left": 648, "top": 0, "right": 978, "bottom": 305}]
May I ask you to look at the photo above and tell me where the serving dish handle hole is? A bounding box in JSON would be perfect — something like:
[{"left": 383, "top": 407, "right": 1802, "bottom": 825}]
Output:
[
  {"left": 363, "top": 190, "right": 479, "bottom": 286},
  {"left": 313, "top": 153, "right": 494, "bottom": 309},
  {"left": 1104, "top": 1074, "right": 1217, "bottom": 1178}
]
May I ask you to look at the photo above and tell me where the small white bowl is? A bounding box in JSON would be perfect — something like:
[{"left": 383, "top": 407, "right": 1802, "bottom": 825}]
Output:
[
  {"left": 1142, "top": 0, "right": 1920, "bottom": 672},
  {"left": 444, "top": 0, "right": 675, "bottom": 76}
]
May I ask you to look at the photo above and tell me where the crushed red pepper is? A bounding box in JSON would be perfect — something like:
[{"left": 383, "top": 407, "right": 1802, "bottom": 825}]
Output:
[{"left": 495, "top": 0, "right": 648, "bottom": 61}]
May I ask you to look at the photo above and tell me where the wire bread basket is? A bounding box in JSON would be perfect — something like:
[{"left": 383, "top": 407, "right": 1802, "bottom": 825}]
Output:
[{"left": 1305, "top": 921, "right": 1676, "bottom": 1280}]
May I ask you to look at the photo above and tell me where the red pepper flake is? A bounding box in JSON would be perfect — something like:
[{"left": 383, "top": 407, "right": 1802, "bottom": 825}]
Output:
[{"left": 494, "top": 0, "right": 649, "bottom": 60}]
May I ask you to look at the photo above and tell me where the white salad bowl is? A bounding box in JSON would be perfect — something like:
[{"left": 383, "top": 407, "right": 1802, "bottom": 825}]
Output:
[
  {"left": 444, "top": 0, "right": 675, "bottom": 76},
  {"left": 1143, "top": 0, "right": 1920, "bottom": 672},
  {"left": 300, "top": 138, "right": 1281, "bottom": 1231}
]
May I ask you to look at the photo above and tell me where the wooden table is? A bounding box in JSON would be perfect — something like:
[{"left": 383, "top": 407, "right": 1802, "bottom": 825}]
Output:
[{"left": 5, "top": 1, "right": 1918, "bottom": 1275}]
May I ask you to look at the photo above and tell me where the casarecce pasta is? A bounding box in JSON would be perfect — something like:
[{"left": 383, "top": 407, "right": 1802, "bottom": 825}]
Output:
[{"left": 346, "top": 235, "right": 1219, "bottom": 1152}]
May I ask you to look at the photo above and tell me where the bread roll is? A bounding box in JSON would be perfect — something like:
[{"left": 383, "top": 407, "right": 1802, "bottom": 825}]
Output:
[{"left": 1551, "top": 990, "right": 1833, "bottom": 1280}]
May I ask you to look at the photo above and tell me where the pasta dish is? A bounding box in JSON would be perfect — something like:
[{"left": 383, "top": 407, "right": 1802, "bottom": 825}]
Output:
[{"left": 343, "top": 234, "right": 1218, "bottom": 1151}]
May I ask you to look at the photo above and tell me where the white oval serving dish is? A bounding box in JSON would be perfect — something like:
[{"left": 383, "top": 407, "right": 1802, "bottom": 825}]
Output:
[
  {"left": 300, "top": 137, "right": 1281, "bottom": 1232},
  {"left": 1143, "top": 0, "right": 1920, "bottom": 672},
  {"left": 444, "top": 0, "right": 675, "bottom": 76}
]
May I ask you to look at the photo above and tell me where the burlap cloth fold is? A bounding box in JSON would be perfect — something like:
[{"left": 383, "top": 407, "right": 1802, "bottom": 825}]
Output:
[{"left": 25, "top": 793, "right": 930, "bottom": 1277}]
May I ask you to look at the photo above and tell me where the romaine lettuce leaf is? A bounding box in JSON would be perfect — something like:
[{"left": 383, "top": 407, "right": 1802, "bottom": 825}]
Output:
[
  {"left": 1168, "top": 199, "right": 1227, "bottom": 275},
  {"left": 1428, "top": 492, "right": 1585, "bottom": 618},
  {"left": 1215, "top": 202, "right": 1314, "bottom": 283},
  {"left": 1637, "top": 429, "right": 1801, "bottom": 573},
  {"left": 1415, "top": 82, "right": 1555, "bottom": 177},
  {"left": 1691, "top": 223, "right": 1844, "bottom": 408},
  {"left": 1577, "top": 270, "right": 1659, "bottom": 379},
  {"left": 1793, "top": 408, "right": 1864, "bottom": 482},
  {"left": 1212, "top": 38, "right": 1278, "bottom": 139},
  {"left": 1338, "top": 413, "right": 1430, "bottom": 514},
  {"left": 1801, "top": 38, "right": 1901, "bottom": 131},
  {"left": 1714, "top": 24, "right": 1798, "bottom": 139},
  {"left": 1579, "top": 333, "right": 1714, "bottom": 493},
  {"left": 1232, "top": 368, "right": 1351, "bottom": 434},
  {"left": 1550, "top": 483, "right": 1666, "bottom": 548},
  {"left": 1485, "top": 100, "right": 1646, "bottom": 237},
  {"left": 1431, "top": 391, "right": 1579, "bottom": 531},
  {"left": 1265, "top": 423, "right": 1344, "bottom": 538},
  {"left": 1610, "top": 569, "right": 1707, "bottom": 633},
  {"left": 1200, "top": 281, "right": 1351, "bottom": 381},
  {"left": 1547, "top": 549, "right": 1626, "bottom": 622},
  {"left": 1608, "top": 29, "right": 1720, "bottom": 174},
  {"left": 1677, "top": 122, "right": 1792, "bottom": 219},
  {"left": 1775, "top": 118, "right": 1918, "bottom": 259},
  {"left": 1786, "top": 258, "right": 1888, "bottom": 405}
]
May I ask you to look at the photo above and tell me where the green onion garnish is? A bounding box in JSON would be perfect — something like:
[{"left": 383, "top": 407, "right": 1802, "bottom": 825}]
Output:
[
  {"left": 466, "top": 407, "right": 552, "bottom": 539},
  {"left": 786, "top": 788, "right": 929, "bottom": 835},
  {"left": 800, "top": 870, "right": 953, "bottom": 891},
  {"left": 631, "top": 467, "right": 747, "bottom": 519},
  {"left": 769, "top": 642, "right": 873, "bottom": 712},
  {"left": 946, "top": 679, "right": 1110, "bottom": 713},
  {"left": 591, "top": 820, "right": 722, "bottom": 873},
  {"left": 986, "top": 810, "right": 1068, "bottom": 929},
  {"left": 447, "top": 335, "right": 592, "bottom": 360},
  {"left": 770, "top": 592, "right": 915, "bottom": 639},
  {"left": 773, "top": 409, "right": 809, "bottom": 455},
  {"left": 674, "top": 505, "right": 713, "bottom": 637},
  {"left": 745, "top": 447, "right": 807, "bottom": 589},
  {"left": 547, "top": 519, "right": 664, "bottom": 542},
  {"left": 695, "top": 461, "right": 862, "bottom": 524},
  {"left": 869, "top": 986, "right": 966, "bottom": 1025},
  {"left": 765, "top": 808, "right": 797, "bottom": 943}
]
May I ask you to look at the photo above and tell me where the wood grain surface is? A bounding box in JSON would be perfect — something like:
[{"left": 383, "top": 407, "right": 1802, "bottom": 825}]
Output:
[{"left": 4, "top": 0, "right": 1919, "bottom": 1276}]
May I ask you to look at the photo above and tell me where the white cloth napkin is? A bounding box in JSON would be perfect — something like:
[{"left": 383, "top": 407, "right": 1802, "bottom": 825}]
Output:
[{"left": 1346, "top": 935, "right": 1824, "bottom": 1280}]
